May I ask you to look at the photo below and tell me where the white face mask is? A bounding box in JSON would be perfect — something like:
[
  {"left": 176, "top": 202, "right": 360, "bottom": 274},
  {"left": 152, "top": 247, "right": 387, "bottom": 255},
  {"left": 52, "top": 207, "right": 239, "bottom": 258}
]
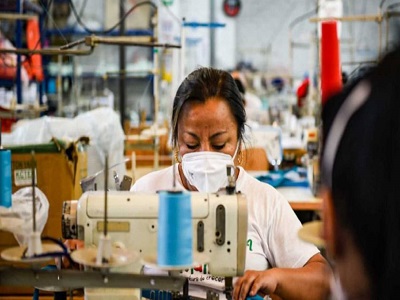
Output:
[{"left": 181, "top": 151, "right": 236, "bottom": 193}]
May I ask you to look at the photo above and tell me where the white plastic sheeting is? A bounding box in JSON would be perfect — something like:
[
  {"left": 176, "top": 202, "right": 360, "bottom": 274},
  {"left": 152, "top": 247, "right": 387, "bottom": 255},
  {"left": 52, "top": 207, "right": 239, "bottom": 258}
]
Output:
[
  {"left": 3, "top": 107, "right": 127, "bottom": 190},
  {"left": 0, "top": 187, "right": 49, "bottom": 246}
]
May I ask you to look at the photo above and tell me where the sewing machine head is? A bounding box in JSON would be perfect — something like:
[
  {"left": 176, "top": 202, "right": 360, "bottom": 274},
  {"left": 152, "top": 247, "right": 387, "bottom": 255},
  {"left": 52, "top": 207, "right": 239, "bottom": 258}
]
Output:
[{"left": 62, "top": 190, "right": 247, "bottom": 277}]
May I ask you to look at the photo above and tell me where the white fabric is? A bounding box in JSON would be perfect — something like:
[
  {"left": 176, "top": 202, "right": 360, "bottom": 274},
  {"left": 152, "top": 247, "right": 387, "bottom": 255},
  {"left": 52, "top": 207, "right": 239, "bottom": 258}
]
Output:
[
  {"left": 131, "top": 165, "right": 319, "bottom": 298},
  {"left": 244, "top": 91, "right": 269, "bottom": 124},
  {"left": 245, "top": 92, "right": 263, "bottom": 110},
  {"left": 0, "top": 187, "right": 49, "bottom": 246}
]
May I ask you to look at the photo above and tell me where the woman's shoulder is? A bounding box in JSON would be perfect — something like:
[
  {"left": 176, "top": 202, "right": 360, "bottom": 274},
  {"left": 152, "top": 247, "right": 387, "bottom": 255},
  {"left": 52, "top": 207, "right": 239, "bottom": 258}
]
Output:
[{"left": 131, "top": 166, "right": 175, "bottom": 192}]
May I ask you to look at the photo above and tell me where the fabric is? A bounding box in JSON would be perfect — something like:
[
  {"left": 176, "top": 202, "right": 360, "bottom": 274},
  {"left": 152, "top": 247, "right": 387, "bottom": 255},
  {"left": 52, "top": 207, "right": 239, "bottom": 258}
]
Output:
[
  {"left": 255, "top": 167, "right": 309, "bottom": 188},
  {"left": 132, "top": 165, "right": 319, "bottom": 299}
]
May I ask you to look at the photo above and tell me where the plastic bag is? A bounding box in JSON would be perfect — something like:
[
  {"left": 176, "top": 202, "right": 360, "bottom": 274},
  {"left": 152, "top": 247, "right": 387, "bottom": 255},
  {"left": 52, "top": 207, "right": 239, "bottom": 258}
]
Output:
[{"left": 0, "top": 187, "right": 49, "bottom": 246}]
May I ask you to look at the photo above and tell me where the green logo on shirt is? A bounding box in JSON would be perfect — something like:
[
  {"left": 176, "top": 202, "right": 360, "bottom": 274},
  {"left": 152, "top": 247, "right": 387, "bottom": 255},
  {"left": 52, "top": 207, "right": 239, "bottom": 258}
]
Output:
[{"left": 247, "top": 239, "right": 253, "bottom": 251}]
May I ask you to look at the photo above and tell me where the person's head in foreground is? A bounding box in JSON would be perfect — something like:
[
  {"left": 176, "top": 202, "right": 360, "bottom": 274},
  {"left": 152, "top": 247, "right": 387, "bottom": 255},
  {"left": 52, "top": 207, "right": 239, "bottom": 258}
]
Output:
[{"left": 321, "top": 47, "right": 400, "bottom": 299}]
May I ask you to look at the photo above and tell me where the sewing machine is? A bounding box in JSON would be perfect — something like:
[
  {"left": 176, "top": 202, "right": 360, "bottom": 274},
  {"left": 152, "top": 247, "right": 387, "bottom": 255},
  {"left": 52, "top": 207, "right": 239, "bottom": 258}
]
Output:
[{"left": 62, "top": 189, "right": 248, "bottom": 299}]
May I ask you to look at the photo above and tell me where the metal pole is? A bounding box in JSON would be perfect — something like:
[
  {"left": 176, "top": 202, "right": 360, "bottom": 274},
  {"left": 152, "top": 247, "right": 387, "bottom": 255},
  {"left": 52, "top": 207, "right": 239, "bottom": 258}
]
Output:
[
  {"left": 57, "top": 55, "right": 62, "bottom": 116},
  {"left": 180, "top": 18, "right": 186, "bottom": 82},
  {"left": 38, "top": 9, "right": 45, "bottom": 106},
  {"left": 31, "top": 151, "right": 36, "bottom": 233},
  {"left": 386, "top": 12, "right": 390, "bottom": 52},
  {"left": 378, "top": 13, "right": 383, "bottom": 58},
  {"left": 119, "top": 0, "right": 127, "bottom": 128},
  {"left": 16, "top": 0, "right": 23, "bottom": 104},
  {"left": 210, "top": 0, "right": 216, "bottom": 67},
  {"left": 104, "top": 156, "right": 108, "bottom": 236},
  {"left": 288, "top": 29, "right": 293, "bottom": 87},
  {"left": 152, "top": 10, "right": 160, "bottom": 169}
]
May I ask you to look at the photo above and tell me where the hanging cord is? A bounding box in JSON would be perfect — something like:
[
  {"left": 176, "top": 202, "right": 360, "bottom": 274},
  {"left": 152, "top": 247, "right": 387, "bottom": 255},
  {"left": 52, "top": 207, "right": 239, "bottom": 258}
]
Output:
[
  {"left": 68, "top": 0, "right": 157, "bottom": 35},
  {"left": 68, "top": 0, "right": 88, "bottom": 29},
  {"left": 380, "top": 0, "right": 386, "bottom": 10},
  {"left": 289, "top": 4, "right": 319, "bottom": 29},
  {"left": 155, "top": 0, "right": 181, "bottom": 24},
  {"left": 386, "top": 2, "right": 400, "bottom": 10}
]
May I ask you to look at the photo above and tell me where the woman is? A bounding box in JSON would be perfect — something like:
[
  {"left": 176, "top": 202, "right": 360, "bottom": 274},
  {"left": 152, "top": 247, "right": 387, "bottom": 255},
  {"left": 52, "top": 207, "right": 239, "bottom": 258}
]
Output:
[
  {"left": 321, "top": 47, "right": 400, "bottom": 299},
  {"left": 132, "top": 67, "right": 330, "bottom": 299}
]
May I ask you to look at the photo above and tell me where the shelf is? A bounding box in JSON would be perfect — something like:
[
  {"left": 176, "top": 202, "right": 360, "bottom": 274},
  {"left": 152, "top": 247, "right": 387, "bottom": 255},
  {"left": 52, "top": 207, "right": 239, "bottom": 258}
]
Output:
[
  {"left": 0, "top": 13, "right": 38, "bottom": 21},
  {"left": 0, "top": 104, "right": 48, "bottom": 119},
  {"left": 0, "top": 80, "right": 14, "bottom": 89},
  {"left": 44, "top": 27, "right": 153, "bottom": 37},
  {"left": 309, "top": 14, "right": 383, "bottom": 23}
]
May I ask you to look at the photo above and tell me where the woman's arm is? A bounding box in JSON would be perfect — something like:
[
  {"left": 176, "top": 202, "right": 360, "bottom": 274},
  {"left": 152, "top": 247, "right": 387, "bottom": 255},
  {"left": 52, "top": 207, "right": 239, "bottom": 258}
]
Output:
[{"left": 233, "top": 253, "right": 331, "bottom": 300}]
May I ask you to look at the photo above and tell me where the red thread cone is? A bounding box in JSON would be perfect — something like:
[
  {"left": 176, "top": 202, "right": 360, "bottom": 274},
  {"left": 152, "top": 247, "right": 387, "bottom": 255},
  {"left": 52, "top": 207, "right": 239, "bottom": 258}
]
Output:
[{"left": 320, "top": 21, "right": 342, "bottom": 105}]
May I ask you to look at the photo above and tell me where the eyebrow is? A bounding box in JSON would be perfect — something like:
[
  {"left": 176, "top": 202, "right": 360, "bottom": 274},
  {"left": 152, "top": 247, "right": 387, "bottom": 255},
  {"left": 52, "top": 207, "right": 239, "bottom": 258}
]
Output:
[{"left": 184, "top": 130, "right": 228, "bottom": 140}]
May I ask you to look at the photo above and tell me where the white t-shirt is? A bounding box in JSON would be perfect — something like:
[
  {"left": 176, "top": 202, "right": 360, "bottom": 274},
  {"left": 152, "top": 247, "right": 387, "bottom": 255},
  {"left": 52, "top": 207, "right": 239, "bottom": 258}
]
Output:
[{"left": 131, "top": 165, "right": 319, "bottom": 298}]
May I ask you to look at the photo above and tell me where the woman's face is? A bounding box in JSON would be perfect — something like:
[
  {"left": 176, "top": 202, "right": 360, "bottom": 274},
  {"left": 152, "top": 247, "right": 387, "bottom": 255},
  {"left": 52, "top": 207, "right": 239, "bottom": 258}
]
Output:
[{"left": 177, "top": 97, "right": 239, "bottom": 158}]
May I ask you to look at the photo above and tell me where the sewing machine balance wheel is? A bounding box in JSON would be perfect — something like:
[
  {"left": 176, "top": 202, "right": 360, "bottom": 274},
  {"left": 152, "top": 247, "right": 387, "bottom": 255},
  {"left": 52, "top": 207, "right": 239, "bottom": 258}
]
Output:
[
  {"left": 1, "top": 243, "right": 64, "bottom": 263},
  {"left": 70, "top": 246, "right": 139, "bottom": 269}
]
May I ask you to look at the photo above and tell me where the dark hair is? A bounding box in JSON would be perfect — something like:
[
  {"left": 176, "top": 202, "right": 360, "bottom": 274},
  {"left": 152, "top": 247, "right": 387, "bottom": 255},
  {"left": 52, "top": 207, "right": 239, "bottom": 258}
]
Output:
[
  {"left": 171, "top": 67, "right": 246, "bottom": 148},
  {"left": 321, "top": 48, "right": 400, "bottom": 299},
  {"left": 234, "top": 78, "right": 246, "bottom": 94}
]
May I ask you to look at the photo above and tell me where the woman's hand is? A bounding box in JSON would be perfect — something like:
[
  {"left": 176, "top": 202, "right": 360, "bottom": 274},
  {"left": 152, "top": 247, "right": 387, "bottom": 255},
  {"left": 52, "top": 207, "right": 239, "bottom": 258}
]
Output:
[
  {"left": 233, "top": 269, "right": 280, "bottom": 300},
  {"left": 234, "top": 254, "right": 331, "bottom": 300}
]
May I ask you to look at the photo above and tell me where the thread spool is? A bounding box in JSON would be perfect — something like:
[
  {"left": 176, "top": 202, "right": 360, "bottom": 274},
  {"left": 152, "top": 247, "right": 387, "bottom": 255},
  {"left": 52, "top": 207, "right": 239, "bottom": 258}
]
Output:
[
  {"left": 0, "top": 149, "right": 12, "bottom": 208},
  {"left": 321, "top": 20, "right": 342, "bottom": 105},
  {"left": 157, "top": 190, "right": 193, "bottom": 267}
]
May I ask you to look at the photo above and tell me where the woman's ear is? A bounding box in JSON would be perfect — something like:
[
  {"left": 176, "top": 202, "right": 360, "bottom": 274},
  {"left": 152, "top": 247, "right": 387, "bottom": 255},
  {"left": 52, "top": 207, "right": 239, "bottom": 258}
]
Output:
[{"left": 322, "top": 188, "right": 342, "bottom": 260}]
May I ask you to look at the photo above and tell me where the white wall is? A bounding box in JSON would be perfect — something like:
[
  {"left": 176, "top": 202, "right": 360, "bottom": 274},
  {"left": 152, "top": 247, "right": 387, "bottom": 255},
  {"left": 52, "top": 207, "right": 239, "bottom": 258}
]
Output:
[
  {"left": 158, "top": 0, "right": 236, "bottom": 72},
  {"left": 234, "top": 1, "right": 393, "bottom": 79},
  {"left": 213, "top": 0, "right": 237, "bottom": 70}
]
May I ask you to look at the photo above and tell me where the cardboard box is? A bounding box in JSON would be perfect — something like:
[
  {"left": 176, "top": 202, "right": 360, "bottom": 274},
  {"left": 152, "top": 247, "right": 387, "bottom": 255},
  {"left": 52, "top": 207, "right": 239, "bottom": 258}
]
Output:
[{"left": 0, "top": 138, "right": 88, "bottom": 263}]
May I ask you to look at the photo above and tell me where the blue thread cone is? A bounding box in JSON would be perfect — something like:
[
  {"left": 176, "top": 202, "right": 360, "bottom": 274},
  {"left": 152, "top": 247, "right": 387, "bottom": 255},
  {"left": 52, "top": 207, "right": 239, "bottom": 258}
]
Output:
[
  {"left": 0, "top": 149, "right": 12, "bottom": 208},
  {"left": 157, "top": 191, "right": 193, "bottom": 267}
]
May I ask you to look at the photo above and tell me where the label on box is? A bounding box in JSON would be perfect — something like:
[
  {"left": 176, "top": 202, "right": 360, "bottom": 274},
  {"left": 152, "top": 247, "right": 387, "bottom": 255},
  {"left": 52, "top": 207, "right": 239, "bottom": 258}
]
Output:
[{"left": 13, "top": 168, "right": 37, "bottom": 187}]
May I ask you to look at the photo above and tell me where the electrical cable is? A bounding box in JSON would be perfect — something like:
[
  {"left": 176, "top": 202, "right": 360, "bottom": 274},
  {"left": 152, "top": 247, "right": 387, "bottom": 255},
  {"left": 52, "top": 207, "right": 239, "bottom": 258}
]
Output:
[
  {"left": 68, "top": 0, "right": 157, "bottom": 35},
  {"left": 386, "top": 2, "right": 400, "bottom": 10},
  {"left": 20, "top": 235, "right": 75, "bottom": 266},
  {"left": 68, "top": 0, "right": 88, "bottom": 29},
  {"left": 155, "top": 0, "right": 181, "bottom": 24},
  {"left": 289, "top": 5, "right": 319, "bottom": 29}
]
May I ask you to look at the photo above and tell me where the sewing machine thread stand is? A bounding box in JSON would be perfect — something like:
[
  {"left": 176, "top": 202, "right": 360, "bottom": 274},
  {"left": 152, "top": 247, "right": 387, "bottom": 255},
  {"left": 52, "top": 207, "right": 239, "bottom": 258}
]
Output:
[
  {"left": 95, "top": 155, "right": 111, "bottom": 265},
  {"left": 26, "top": 151, "right": 43, "bottom": 257}
]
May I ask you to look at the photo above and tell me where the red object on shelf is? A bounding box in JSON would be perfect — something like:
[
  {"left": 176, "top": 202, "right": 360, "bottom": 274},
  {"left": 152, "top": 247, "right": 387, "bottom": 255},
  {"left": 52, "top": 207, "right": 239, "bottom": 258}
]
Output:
[
  {"left": 1, "top": 118, "right": 16, "bottom": 133},
  {"left": 320, "top": 21, "right": 342, "bottom": 105},
  {"left": 296, "top": 77, "right": 309, "bottom": 108},
  {"left": 23, "top": 19, "right": 44, "bottom": 81},
  {"left": 0, "top": 106, "right": 17, "bottom": 133}
]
